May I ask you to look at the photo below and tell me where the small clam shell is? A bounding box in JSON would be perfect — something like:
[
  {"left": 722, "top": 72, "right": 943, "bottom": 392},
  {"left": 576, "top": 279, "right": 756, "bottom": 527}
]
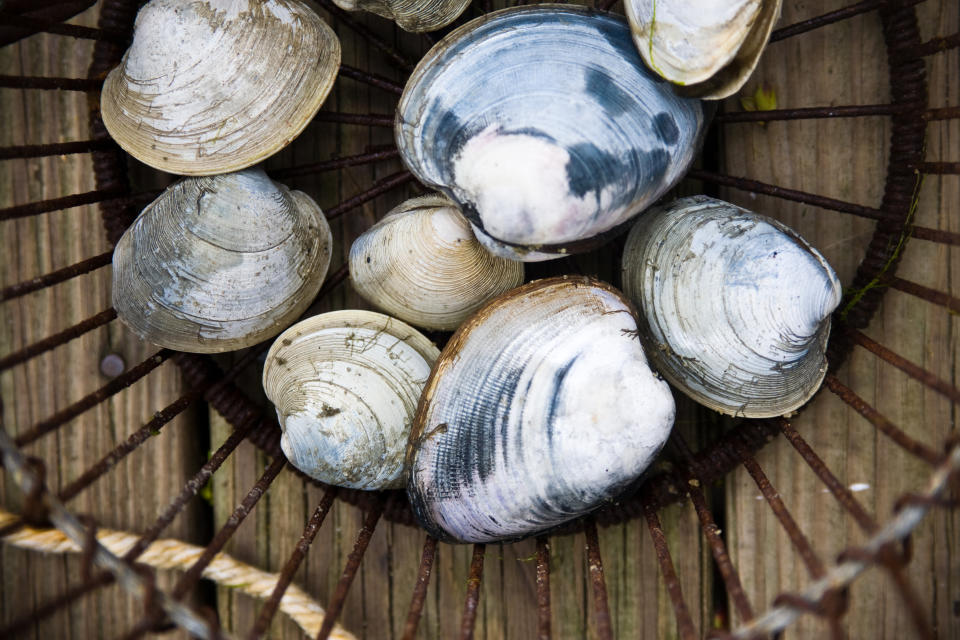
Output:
[
  {"left": 112, "top": 167, "right": 332, "bottom": 353},
  {"left": 625, "top": 0, "right": 782, "bottom": 99},
  {"left": 407, "top": 277, "right": 675, "bottom": 543},
  {"left": 395, "top": 5, "right": 707, "bottom": 261},
  {"left": 621, "top": 195, "right": 842, "bottom": 418},
  {"left": 348, "top": 194, "right": 525, "bottom": 330},
  {"left": 101, "top": 0, "right": 340, "bottom": 175},
  {"left": 331, "top": 0, "right": 470, "bottom": 32},
  {"left": 263, "top": 311, "right": 440, "bottom": 490}
]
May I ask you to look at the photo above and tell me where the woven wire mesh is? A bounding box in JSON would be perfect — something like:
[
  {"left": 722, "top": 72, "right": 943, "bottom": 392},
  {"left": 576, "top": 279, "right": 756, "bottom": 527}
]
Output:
[{"left": 0, "top": 0, "right": 958, "bottom": 637}]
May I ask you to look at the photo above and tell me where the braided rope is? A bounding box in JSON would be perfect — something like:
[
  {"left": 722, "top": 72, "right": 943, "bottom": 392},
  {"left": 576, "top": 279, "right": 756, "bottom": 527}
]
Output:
[{"left": 0, "top": 511, "right": 357, "bottom": 640}]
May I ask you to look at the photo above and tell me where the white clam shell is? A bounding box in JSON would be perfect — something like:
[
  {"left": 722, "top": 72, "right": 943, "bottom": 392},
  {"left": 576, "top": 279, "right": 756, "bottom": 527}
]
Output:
[
  {"left": 101, "top": 0, "right": 341, "bottom": 175},
  {"left": 332, "top": 0, "right": 470, "bottom": 32},
  {"left": 625, "top": 0, "right": 782, "bottom": 99},
  {"left": 112, "top": 168, "right": 332, "bottom": 353},
  {"left": 348, "top": 194, "right": 525, "bottom": 330},
  {"left": 395, "top": 5, "right": 707, "bottom": 261},
  {"left": 263, "top": 311, "right": 440, "bottom": 490},
  {"left": 407, "top": 277, "right": 675, "bottom": 543},
  {"left": 621, "top": 196, "right": 842, "bottom": 418}
]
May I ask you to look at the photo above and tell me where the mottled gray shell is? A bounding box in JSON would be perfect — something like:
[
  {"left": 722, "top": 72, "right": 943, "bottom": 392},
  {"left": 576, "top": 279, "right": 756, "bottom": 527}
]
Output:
[
  {"left": 621, "top": 196, "right": 842, "bottom": 418},
  {"left": 112, "top": 167, "right": 332, "bottom": 353},
  {"left": 407, "top": 277, "right": 676, "bottom": 543},
  {"left": 331, "top": 0, "right": 470, "bottom": 32},
  {"left": 348, "top": 194, "right": 524, "bottom": 330},
  {"left": 101, "top": 0, "right": 341, "bottom": 175},
  {"left": 395, "top": 5, "right": 707, "bottom": 261},
  {"left": 263, "top": 311, "right": 440, "bottom": 490}
]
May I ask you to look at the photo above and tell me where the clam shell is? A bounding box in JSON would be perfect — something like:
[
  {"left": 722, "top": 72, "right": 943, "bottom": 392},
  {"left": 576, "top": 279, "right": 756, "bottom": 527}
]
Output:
[
  {"left": 332, "top": 0, "right": 470, "bottom": 32},
  {"left": 263, "top": 311, "right": 440, "bottom": 490},
  {"left": 101, "top": 0, "right": 341, "bottom": 175},
  {"left": 621, "top": 196, "right": 842, "bottom": 418},
  {"left": 626, "top": 0, "right": 782, "bottom": 99},
  {"left": 348, "top": 194, "right": 525, "bottom": 330},
  {"left": 395, "top": 5, "right": 707, "bottom": 261},
  {"left": 407, "top": 277, "right": 675, "bottom": 543},
  {"left": 112, "top": 167, "right": 332, "bottom": 353}
]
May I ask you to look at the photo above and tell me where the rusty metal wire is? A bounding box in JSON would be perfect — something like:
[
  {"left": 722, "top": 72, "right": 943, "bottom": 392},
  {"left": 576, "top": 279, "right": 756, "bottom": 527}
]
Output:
[
  {"left": 1, "top": 0, "right": 958, "bottom": 638},
  {"left": 721, "top": 443, "right": 960, "bottom": 639},
  {"left": 0, "top": 419, "right": 233, "bottom": 640}
]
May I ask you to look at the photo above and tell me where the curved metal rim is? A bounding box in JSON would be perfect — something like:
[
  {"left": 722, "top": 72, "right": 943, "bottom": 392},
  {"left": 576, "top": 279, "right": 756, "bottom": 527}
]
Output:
[{"left": 87, "top": 0, "right": 927, "bottom": 527}]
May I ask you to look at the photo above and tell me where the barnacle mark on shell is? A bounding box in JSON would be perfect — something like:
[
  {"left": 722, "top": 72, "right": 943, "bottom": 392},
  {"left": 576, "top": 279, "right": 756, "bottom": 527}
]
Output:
[{"left": 263, "top": 311, "right": 440, "bottom": 490}]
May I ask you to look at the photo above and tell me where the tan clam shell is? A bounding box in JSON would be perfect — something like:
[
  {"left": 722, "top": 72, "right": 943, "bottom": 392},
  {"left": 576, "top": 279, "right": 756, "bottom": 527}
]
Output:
[
  {"left": 348, "top": 194, "right": 524, "bottom": 330},
  {"left": 621, "top": 196, "right": 842, "bottom": 418},
  {"left": 262, "top": 311, "right": 440, "bottom": 490},
  {"left": 332, "top": 0, "right": 470, "bottom": 32},
  {"left": 112, "top": 167, "right": 332, "bottom": 353},
  {"left": 626, "top": 0, "right": 782, "bottom": 100},
  {"left": 101, "top": 0, "right": 341, "bottom": 175}
]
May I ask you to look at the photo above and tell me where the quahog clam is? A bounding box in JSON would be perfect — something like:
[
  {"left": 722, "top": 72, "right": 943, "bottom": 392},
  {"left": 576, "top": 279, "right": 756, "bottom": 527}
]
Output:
[
  {"left": 112, "top": 167, "right": 332, "bottom": 353},
  {"left": 263, "top": 311, "right": 440, "bottom": 489},
  {"left": 331, "top": 0, "right": 470, "bottom": 32},
  {"left": 406, "top": 276, "right": 676, "bottom": 543},
  {"left": 621, "top": 195, "right": 842, "bottom": 418},
  {"left": 101, "top": 0, "right": 341, "bottom": 175},
  {"left": 395, "top": 5, "right": 708, "bottom": 261},
  {"left": 348, "top": 194, "right": 525, "bottom": 330},
  {"left": 625, "top": 0, "right": 782, "bottom": 99}
]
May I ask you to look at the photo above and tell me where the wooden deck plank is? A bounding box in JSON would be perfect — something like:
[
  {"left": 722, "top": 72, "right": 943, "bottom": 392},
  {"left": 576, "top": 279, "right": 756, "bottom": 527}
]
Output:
[
  {"left": 3, "top": 1, "right": 957, "bottom": 639},
  {"left": 0, "top": 4, "right": 203, "bottom": 639}
]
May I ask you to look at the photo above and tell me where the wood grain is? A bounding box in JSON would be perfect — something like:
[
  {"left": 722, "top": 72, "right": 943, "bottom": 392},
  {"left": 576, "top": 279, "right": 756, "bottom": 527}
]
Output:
[
  {"left": 0, "top": 4, "right": 204, "bottom": 639},
  {"left": 2, "top": 1, "right": 957, "bottom": 639},
  {"left": 722, "top": 2, "right": 959, "bottom": 639}
]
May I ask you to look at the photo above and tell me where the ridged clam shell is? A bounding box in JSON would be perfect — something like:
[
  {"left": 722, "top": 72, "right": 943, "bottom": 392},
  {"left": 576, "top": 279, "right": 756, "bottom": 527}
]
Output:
[
  {"left": 101, "top": 0, "right": 340, "bottom": 175},
  {"left": 332, "top": 0, "right": 470, "bottom": 32},
  {"left": 395, "top": 5, "right": 707, "bottom": 261},
  {"left": 625, "top": 0, "right": 782, "bottom": 99},
  {"left": 263, "top": 311, "right": 440, "bottom": 490},
  {"left": 112, "top": 167, "right": 332, "bottom": 353},
  {"left": 621, "top": 196, "right": 842, "bottom": 418},
  {"left": 348, "top": 194, "right": 525, "bottom": 330},
  {"left": 407, "top": 277, "right": 676, "bottom": 543}
]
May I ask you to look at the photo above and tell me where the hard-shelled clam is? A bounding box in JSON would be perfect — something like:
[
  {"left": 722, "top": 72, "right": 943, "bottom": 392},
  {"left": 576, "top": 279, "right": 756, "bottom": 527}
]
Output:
[
  {"left": 331, "top": 0, "right": 470, "bottom": 32},
  {"left": 621, "top": 196, "right": 842, "bottom": 418},
  {"left": 407, "top": 277, "right": 676, "bottom": 543},
  {"left": 395, "top": 5, "right": 708, "bottom": 262},
  {"left": 348, "top": 194, "right": 525, "bottom": 330},
  {"left": 112, "top": 167, "right": 332, "bottom": 353},
  {"left": 625, "top": 0, "right": 782, "bottom": 99},
  {"left": 101, "top": 0, "right": 341, "bottom": 175},
  {"left": 263, "top": 311, "right": 440, "bottom": 489}
]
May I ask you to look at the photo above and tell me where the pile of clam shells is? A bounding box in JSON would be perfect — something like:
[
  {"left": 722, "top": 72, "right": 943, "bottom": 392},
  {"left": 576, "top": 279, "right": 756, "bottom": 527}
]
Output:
[{"left": 105, "top": 0, "right": 840, "bottom": 542}]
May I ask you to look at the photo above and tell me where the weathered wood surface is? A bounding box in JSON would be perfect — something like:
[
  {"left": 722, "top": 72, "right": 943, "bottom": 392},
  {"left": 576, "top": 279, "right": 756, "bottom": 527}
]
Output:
[
  {"left": 722, "top": 2, "right": 959, "bottom": 639},
  {"left": 0, "top": 5, "right": 204, "bottom": 639},
  {"left": 1, "top": 1, "right": 957, "bottom": 639}
]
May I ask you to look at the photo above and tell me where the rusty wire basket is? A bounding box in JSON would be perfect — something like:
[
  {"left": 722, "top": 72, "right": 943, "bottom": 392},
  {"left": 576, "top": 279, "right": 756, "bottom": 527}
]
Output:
[{"left": 1, "top": 0, "right": 958, "bottom": 638}]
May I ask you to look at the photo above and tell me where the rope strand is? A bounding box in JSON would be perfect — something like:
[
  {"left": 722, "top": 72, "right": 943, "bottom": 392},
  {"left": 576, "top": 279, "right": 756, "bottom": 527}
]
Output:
[{"left": 0, "top": 511, "right": 356, "bottom": 640}]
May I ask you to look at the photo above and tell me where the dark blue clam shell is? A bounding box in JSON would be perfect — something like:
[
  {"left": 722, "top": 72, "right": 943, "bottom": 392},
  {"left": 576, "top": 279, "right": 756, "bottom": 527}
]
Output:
[{"left": 395, "top": 5, "right": 707, "bottom": 261}]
